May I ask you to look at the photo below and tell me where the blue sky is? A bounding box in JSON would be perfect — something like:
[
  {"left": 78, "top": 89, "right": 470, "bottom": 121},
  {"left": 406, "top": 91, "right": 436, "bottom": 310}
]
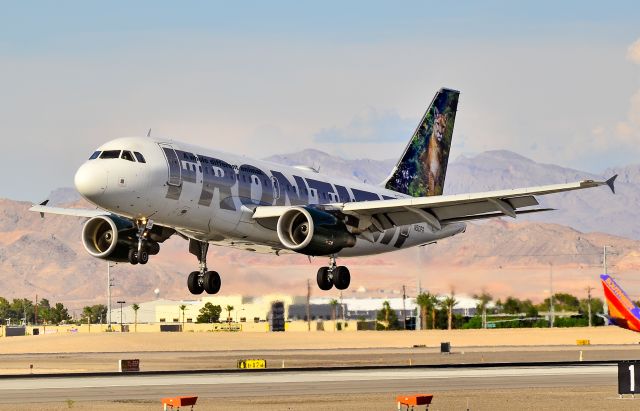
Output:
[{"left": 1, "top": 1, "right": 640, "bottom": 200}]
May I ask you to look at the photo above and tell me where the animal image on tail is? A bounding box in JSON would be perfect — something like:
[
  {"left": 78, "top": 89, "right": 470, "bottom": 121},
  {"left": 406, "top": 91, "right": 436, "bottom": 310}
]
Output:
[
  {"left": 384, "top": 88, "right": 459, "bottom": 197},
  {"left": 600, "top": 274, "right": 640, "bottom": 332}
]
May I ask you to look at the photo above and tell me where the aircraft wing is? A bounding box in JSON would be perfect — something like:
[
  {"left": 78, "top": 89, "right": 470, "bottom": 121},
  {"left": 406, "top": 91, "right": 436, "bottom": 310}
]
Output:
[
  {"left": 253, "top": 176, "right": 616, "bottom": 231},
  {"left": 29, "top": 201, "right": 108, "bottom": 218}
]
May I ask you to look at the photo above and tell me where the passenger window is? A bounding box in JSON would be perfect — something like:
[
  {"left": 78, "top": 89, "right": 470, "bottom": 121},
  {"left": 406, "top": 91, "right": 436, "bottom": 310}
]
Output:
[
  {"left": 120, "top": 151, "right": 135, "bottom": 162},
  {"left": 133, "top": 152, "right": 146, "bottom": 163},
  {"left": 89, "top": 151, "right": 101, "bottom": 160},
  {"left": 100, "top": 150, "right": 121, "bottom": 159}
]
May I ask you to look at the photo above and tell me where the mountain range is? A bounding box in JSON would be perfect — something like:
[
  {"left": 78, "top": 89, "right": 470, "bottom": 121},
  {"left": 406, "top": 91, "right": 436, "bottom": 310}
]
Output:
[
  {"left": 266, "top": 149, "right": 637, "bottom": 240},
  {"left": 0, "top": 149, "right": 637, "bottom": 309}
]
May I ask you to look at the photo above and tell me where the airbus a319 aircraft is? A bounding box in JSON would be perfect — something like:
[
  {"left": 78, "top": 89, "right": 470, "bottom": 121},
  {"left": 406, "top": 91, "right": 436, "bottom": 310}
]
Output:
[{"left": 31, "top": 88, "right": 616, "bottom": 295}]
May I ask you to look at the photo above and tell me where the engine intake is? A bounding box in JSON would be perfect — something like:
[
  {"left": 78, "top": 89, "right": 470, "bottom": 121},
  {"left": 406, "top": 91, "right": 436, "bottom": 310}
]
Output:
[
  {"left": 82, "top": 215, "right": 159, "bottom": 262},
  {"left": 276, "top": 207, "right": 356, "bottom": 256}
]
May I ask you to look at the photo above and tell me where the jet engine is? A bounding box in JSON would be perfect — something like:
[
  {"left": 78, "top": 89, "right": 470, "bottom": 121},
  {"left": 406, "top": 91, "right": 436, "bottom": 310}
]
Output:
[
  {"left": 276, "top": 207, "right": 356, "bottom": 256},
  {"left": 81, "top": 215, "right": 160, "bottom": 262}
]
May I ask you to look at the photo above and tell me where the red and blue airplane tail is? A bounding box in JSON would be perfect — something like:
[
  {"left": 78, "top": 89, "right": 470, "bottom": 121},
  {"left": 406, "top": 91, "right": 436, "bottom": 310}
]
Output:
[{"left": 600, "top": 274, "right": 640, "bottom": 332}]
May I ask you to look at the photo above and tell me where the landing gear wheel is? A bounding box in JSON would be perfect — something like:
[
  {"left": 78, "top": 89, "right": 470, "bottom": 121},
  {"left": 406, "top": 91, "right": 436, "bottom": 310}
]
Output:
[
  {"left": 316, "top": 267, "right": 333, "bottom": 290},
  {"left": 334, "top": 266, "right": 351, "bottom": 290},
  {"left": 128, "top": 249, "right": 139, "bottom": 265},
  {"left": 187, "top": 271, "right": 204, "bottom": 295},
  {"left": 138, "top": 250, "right": 149, "bottom": 265},
  {"left": 203, "top": 271, "right": 221, "bottom": 294}
]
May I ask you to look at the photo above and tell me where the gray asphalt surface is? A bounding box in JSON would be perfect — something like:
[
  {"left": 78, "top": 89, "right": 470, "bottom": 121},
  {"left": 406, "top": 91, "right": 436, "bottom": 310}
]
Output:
[{"left": 0, "top": 365, "right": 617, "bottom": 404}]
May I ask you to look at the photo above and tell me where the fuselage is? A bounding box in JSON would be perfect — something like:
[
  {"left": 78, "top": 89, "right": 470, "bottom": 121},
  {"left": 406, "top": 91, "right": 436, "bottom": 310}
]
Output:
[{"left": 74, "top": 137, "right": 465, "bottom": 257}]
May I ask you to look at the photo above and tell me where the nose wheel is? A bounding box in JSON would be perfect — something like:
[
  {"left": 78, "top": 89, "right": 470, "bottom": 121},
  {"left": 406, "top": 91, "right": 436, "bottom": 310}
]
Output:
[
  {"left": 187, "top": 240, "right": 221, "bottom": 295},
  {"left": 128, "top": 219, "right": 152, "bottom": 265},
  {"left": 316, "top": 257, "right": 351, "bottom": 291}
]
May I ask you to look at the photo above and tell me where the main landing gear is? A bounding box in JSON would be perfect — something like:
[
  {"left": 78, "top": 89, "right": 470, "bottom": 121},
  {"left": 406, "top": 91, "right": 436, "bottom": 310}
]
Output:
[
  {"left": 128, "top": 219, "right": 151, "bottom": 265},
  {"left": 187, "top": 239, "right": 221, "bottom": 295},
  {"left": 316, "top": 256, "right": 350, "bottom": 291}
]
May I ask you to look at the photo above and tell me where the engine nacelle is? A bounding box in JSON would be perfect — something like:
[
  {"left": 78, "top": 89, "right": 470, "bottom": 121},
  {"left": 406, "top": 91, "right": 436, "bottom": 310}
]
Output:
[
  {"left": 81, "top": 215, "right": 159, "bottom": 262},
  {"left": 276, "top": 207, "right": 356, "bottom": 256}
]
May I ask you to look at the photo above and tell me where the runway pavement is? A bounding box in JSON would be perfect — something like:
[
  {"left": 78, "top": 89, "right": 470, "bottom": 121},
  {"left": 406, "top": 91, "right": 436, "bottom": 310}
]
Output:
[{"left": 0, "top": 364, "right": 618, "bottom": 404}]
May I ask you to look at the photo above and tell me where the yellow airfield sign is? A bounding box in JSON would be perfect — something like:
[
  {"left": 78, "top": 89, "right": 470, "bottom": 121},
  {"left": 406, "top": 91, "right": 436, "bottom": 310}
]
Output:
[{"left": 237, "top": 359, "right": 267, "bottom": 369}]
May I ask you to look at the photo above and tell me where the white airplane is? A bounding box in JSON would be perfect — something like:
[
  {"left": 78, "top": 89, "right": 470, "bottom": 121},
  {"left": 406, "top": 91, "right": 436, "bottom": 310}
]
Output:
[{"left": 31, "top": 88, "right": 616, "bottom": 295}]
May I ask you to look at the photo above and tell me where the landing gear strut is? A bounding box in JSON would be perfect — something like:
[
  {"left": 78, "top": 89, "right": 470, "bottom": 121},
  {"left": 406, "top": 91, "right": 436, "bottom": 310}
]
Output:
[
  {"left": 316, "top": 256, "right": 350, "bottom": 291},
  {"left": 128, "top": 219, "right": 151, "bottom": 265},
  {"left": 187, "top": 239, "right": 221, "bottom": 295}
]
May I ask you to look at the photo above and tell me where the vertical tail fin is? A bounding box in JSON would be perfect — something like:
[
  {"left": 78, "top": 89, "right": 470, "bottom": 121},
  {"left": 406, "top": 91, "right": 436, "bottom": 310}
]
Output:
[
  {"left": 600, "top": 274, "right": 640, "bottom": 331},
  {"left": 384, "top": 88, "right": 459, "bottom": 197}
]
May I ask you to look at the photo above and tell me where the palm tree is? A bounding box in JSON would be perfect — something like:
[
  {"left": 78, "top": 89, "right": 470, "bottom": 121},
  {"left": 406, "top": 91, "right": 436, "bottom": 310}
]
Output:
[
  {"left": 225, "top": 305, "right": 234, "bottom": 323},
  {"left": 416, "top": 292, "right": 438, "bottom": 330},
  {"left": 179, "top": 304, "right": 186, "bottom": 330},
  {"left": 473, "top": 292, "right": 492, "bottom": 329},
  {"left": 381, "top": 300, "right": 393, "bottom": 330},
  {"left": 131, "top": 304, "right": 140, "bottom": 332},
  {"left": 442, "top": 291, "right": 457, "bottom": 330},
  {"left": 329, "top": 299, "right": 338, "bottom": 331},
  {"left": 427, "top": 294, "right": 438, "bottom": 329}
]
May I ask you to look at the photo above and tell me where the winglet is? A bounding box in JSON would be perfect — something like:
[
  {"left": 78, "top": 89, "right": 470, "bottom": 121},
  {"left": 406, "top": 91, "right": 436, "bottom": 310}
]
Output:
[
  {"left": 38, "top": 199, "right": 49, "bottom": 218},
  {"left": 606, "top": 174, "right": 617, "bottom": 194}
]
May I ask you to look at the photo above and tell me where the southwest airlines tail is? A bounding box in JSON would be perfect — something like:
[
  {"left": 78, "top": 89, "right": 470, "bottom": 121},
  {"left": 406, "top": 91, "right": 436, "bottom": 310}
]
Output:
[
  {"left": 601, "top": 274, "right": 640, "bottom": 332},
  {"left": 384, "top": 88, "right": 459, "bottom": 197}
]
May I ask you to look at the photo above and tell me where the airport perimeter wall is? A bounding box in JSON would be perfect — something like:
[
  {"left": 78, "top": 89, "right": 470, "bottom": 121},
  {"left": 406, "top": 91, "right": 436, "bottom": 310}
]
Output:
[{"left": 0, "top": 320, "right": 359, "bottom": 336}]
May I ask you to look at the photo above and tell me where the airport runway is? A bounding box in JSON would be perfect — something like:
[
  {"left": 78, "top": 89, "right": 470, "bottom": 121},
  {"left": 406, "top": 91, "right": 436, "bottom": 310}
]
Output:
[{"left": 0, "top": 364, "right": 618, "bottom": 404}]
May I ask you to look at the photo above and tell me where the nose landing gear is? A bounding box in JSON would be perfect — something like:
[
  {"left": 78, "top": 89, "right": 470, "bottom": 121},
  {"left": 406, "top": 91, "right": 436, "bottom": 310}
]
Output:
[
  {"left": 128, "top": 219, "right": 152, "bottom": 265},
  {"left": 187, "top": 239, "right": 221, "bottom": 295},
  {"left": 316, "top": 256, "right": 351, "bottom": 291}
]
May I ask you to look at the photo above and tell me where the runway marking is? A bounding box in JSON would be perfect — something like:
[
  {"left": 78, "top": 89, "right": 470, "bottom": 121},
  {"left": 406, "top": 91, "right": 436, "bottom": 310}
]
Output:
[{"left": 0, "top": 366, "right": 617, "bottom": 391}]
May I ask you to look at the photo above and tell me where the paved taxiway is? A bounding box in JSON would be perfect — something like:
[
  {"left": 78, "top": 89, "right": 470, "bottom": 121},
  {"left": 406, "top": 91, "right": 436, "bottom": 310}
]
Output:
[{"left": 0, "top": 364, "right": 617, "bottom": 404}]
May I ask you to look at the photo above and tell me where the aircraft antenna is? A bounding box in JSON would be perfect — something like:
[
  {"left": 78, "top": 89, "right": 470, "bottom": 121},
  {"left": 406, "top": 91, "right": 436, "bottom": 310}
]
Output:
[{"left": 147, "top": 128, "right": 152, "bottom": 137}]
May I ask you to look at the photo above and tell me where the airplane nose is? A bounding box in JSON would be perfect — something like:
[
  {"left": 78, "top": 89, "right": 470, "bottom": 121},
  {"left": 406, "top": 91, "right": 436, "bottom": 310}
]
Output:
[{"left": 74, "top": 162, "right": 107, "bottom": 200}]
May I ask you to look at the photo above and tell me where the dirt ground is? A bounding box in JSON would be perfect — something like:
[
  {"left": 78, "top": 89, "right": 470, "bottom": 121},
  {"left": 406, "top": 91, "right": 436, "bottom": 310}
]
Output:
[
  {"left": 8, "top": 387, "right": 640, "bottom": 411},
  {"left": 1, "top": 327, "right": 639, "bottom": 355},
  {"left": 1, "top": 327, "right": 640, "bottom": 374}
]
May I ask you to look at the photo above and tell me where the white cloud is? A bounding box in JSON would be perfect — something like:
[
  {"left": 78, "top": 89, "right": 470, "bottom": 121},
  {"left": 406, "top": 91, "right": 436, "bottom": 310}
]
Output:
[
  {"left": 313, "top": 107, "right": 414, "bottom": 144},
  {"left": 627, "top": 38, "right": 640, "bottom": 65}
]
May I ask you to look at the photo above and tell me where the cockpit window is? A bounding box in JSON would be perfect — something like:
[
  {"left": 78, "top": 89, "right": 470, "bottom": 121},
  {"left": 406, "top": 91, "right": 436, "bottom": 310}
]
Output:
[
  {"left": 133, "top": 152, "right": 146, "bottom": 163},
  {"left": 89, "top": 151, "right": 101, "bottom": 160},
  {"left": 100, "top": 150, "right": 121, "bottom": 159},
  {"left": 121, "top": 151, "right": 135, "bottom": 162}
]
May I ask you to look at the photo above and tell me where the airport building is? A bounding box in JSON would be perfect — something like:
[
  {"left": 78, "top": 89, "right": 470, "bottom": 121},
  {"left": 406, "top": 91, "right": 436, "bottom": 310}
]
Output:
[{"left": 107, "top": 294, "right": 481, "bottom": 326}]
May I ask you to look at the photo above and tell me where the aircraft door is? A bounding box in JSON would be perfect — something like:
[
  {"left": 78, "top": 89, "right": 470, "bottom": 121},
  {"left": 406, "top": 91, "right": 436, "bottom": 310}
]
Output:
[{"left": 159, "top": 143, "right": 182, "bottom": 187}]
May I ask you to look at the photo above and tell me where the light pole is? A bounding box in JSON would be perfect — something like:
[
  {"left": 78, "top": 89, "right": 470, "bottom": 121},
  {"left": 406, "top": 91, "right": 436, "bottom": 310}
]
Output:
[
  {"left": 236, "top": 308, "right": 245, "bottom": 323},
  {"left": 603, "top": 245, "right": 614, "bottom": 318},
  {"left": 117, "top": 300, "right": 126, "bottom": 331},
  {"left": 107, "top": 262, "right": 116, "bottom": 331},
  {"left": 549, "top": 263, "right": 554, "bottom": 328}
]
